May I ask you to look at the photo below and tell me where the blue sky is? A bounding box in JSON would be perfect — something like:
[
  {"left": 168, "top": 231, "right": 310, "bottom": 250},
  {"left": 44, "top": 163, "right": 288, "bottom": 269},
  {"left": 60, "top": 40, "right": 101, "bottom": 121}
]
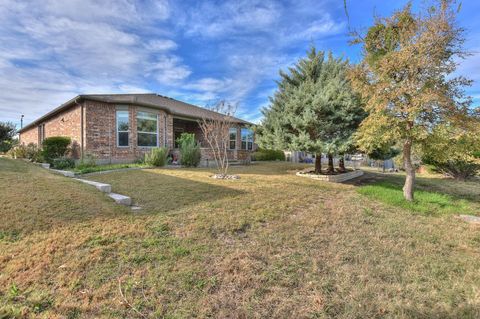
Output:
[{"left": 1, "top": 0, "right": 479, "bottom": 128}]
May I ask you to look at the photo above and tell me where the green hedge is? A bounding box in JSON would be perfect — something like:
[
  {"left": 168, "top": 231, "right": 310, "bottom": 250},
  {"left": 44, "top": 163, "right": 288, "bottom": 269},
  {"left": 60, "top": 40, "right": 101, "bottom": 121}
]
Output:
[
  {"left": 252, "top": 149, "right": 285, "bottom": 161},
  {"left": 42, "top": 136, "right": 71, "bottom": 164}
]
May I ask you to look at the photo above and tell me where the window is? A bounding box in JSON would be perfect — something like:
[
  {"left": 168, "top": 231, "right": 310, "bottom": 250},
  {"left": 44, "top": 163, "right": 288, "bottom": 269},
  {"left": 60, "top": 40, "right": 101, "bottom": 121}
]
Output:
[
  {"left": 137, "top": 111, "right": 158, "bottom": 147},
  {"left": 229, "top": 128, "right": 237, "bottom": 150},
  {"left": 241, "top": 128, "right": 253, "bottom": 150},
  {"left": 116, "top": 110, "right": 129, "bottom": 147},
  {"left": 38, "top": 123, "right": 45, "bottom": 145}
]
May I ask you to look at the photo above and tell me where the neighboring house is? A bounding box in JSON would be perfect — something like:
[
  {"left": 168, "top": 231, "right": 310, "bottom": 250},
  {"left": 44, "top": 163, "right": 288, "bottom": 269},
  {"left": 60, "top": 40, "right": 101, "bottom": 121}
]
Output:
[{"left": 18, "top": 94, "right": 255, "bottom": 164}]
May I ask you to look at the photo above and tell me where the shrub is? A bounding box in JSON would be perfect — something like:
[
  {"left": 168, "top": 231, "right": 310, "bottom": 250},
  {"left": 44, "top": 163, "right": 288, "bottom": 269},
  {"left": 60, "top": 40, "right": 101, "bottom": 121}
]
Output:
[
  {"left": 252, "top": 148, "right": 285, "bottom": 161},
  {"left": 177, "top": 133, "right": 201, "bottom": 167},
  {"left": 76, "top": 153, "right": 96, "bottom": 170},
  {"left": 52, "top": 157, "right": 75, "bottom": 169},
  {"left": 422, "top": 125, "right": 480, "bottom": 181},
  {"left": 144, "top": 147, "right": 168, "bottom": 167},
  {"left": 422, "top": 157, "right": 479, "bottom": 181},
  {"left": 7, "top": 144, "right": 27, "bottom": 158},
  {"left": 25, "top": 143, "right": 43, "bottom": 162},
  {"left": 0, "top": 138, "right": 17, "bottom": 153},
  {"left": 42, "top": 136, "right": 71, "bottom": 164}
]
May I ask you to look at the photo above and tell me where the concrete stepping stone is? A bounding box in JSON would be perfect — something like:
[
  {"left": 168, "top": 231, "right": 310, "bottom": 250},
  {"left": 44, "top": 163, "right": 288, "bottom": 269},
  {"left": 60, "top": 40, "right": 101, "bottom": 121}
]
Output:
[
  {"left": 108, "top": 193, "right": 132, "bottom": 206},
  {"left": 50, "top": 169, "right": 75, "bottom": 177},
  {"left": 73, "top": 178, "right": 111, "bottom": 193},
  {"left": 459, "top": 214, "right": 480, "bottom": 224}
]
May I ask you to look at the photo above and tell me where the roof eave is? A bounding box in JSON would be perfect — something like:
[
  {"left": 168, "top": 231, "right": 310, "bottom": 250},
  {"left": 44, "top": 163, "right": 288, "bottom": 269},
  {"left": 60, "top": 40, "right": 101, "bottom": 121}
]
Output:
[
  {"left": 18, "top": 95, "right": 83, "bottom": 133},
  {"left": 18, "top": 95, "right": 254, "bottom": 134}
]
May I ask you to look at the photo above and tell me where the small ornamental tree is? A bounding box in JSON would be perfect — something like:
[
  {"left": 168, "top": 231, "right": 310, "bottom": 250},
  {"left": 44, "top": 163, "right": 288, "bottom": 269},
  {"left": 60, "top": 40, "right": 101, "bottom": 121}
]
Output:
[
  {"left": 199, "top": 101, "right": 236, "bottom": 176},
  {"left": 258, "top": 47, "right": 364, "bottom": 174},
  {"left": 349, "top": 1, "right": 472, "bottom": 200}
]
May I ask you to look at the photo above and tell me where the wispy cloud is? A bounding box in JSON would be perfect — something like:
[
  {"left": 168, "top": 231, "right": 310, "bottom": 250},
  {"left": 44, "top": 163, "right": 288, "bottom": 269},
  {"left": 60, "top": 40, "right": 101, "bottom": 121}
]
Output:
[
  {"left": 0, "top": 0, "right": 182, "bottom": 123},
  {"left": 4, "top": 0, "right": 477, "bottom": 127}
]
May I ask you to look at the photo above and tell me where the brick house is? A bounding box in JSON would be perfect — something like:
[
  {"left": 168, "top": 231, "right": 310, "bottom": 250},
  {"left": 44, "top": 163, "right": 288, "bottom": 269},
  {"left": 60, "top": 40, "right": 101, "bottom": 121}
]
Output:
[{"left": 18, "top": 94, "right": 255, "bottom": 164}]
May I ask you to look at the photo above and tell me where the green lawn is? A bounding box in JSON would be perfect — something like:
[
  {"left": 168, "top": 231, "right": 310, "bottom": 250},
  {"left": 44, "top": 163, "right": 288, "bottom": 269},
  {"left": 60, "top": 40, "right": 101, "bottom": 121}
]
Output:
[
  {"left": 1, "top": 158, "right": 480, "bottom": 318},
  {"left": 70, "top": 162, "right": 150, "bottom": 175}
]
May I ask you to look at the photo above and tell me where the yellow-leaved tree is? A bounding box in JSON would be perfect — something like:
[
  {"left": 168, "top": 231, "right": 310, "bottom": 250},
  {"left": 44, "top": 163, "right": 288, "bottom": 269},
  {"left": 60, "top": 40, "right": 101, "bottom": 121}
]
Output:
[{"left": 349, "top": 0, "right": 472, "bottom": 201}]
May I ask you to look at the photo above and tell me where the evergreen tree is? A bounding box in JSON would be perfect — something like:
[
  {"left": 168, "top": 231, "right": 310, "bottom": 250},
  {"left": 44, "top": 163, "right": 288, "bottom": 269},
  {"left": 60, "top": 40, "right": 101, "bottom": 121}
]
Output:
[{"left": 257, "top": 47, "right": 364, "bottom": 173}]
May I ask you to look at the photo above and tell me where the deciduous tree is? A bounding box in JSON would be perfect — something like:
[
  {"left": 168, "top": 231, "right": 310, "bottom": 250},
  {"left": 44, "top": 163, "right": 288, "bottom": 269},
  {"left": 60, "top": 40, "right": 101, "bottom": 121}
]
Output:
[
  {"left": 199, "top": 101, "right": 237, "bottom": 177},
  {"left": 349, "top": 1, "right": 472, "bottom": 200}
]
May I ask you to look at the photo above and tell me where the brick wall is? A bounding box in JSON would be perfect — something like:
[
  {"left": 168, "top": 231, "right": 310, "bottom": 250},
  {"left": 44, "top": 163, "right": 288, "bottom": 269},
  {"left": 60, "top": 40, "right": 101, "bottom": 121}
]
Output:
[
  {"left": 19, "top": 104, "right": 82, "bottom": 158},
  {"left": 19, "top": 100, "right": 254, "bottom": 164},
  {"left": 84, "top": 101, "right": 170, "bottom": 164},
  {"left": 19, "top": 126, "right": 38, "bottom": 145}
]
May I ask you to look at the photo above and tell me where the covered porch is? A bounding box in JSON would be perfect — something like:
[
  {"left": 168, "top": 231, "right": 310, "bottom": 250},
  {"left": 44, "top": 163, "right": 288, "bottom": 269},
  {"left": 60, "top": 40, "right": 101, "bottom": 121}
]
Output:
[{"left": 171, "top": 117, "right": 253, "bottom": 164}]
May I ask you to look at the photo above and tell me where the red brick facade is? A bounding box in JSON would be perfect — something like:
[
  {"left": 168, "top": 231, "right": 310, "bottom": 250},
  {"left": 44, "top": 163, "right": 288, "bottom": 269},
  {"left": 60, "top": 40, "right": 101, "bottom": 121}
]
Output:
[
  {"left": 20, "top": 104, "right": 82, "bottom": 148},
  {"left": 19, "top": 99, "right": 254, "bottom": 164}
]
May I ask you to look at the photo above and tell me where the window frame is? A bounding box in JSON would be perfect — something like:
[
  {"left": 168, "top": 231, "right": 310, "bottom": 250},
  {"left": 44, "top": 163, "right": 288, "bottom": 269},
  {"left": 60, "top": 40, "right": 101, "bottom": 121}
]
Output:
[
  {"left": 116, "top": 110, "right": 130, "bottom": 147},
  {"left": 241, "top": 128, "right": 254, "bottom": 150},
  {"left": 229, "top": 127, "right": 237, "bottom": 150},
  {"left": 38, "top": 123, "right": 45, "bottom": 145},
  {"left": 136, "top": 111, "right": 159, "bottom": 148}
]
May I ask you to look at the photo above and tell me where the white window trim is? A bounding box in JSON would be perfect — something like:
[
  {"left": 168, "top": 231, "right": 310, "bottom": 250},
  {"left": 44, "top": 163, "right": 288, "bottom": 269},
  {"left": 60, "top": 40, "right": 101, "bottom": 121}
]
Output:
[
  {"left": 116, "top": 110, "right": 129, "bottom": 148},
  {"left": 137, "top": 111, "right": 159, "bottom": 148},
  {"left": 241, "top": 128, "right": 253, "bottom": 150}
]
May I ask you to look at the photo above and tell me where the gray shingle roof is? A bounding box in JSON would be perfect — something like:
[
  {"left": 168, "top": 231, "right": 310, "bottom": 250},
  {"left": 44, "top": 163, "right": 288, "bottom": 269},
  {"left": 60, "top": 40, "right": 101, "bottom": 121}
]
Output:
[{"left": 19, "top": 93, "right": 252, "bottom": 133}]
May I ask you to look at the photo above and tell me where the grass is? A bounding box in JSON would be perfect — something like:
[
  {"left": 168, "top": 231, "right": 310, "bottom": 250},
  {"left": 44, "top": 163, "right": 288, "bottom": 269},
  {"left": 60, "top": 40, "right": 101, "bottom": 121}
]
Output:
[
  {"left": 70, "top": 162, "right": 150, "bottom": 175},
  {"left": 357, "top": 181, "right": 475, "bottom": 216},
  {"left": 1, "top": 158, "right": 480, "bottom": 318}
]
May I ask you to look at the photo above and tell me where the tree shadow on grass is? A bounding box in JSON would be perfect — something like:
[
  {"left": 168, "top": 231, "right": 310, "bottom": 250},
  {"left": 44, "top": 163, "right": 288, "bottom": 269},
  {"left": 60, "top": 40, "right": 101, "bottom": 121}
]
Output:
[
  {"left": 90, "top": 169, "right": 245, "bottom": 214},
  {"left": 345, "top": 170, "right": 480, "bottom": 205},
  {"left": 0, "top": 161, "right": 244, "bottom": 237}
]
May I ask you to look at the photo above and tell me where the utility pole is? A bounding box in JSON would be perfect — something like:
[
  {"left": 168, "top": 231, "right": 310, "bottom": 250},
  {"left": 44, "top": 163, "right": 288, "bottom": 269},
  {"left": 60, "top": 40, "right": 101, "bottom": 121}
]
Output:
[{"left": 20, "top": 114, "right": 24, "bottom": 129}]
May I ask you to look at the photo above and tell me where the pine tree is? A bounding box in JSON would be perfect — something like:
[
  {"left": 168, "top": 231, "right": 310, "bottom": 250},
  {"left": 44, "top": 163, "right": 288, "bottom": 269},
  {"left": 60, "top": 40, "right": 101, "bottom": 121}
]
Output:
[{"left": 257, "top": 47, "right": 364, "bottom": 173}]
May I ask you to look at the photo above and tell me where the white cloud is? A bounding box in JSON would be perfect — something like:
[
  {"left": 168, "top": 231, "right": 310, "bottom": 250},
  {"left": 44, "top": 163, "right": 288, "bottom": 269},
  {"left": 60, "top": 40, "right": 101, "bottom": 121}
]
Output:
[
  {"left": 183, "top": 0, "right": 282, "bottom": 38},
  {"left": 150, "top": 56, "right": 191, "bottom": 84},
  {"left": 0, "top": 0, "right": 188, "bottom": 123},
  {"left": 146, "top": 39, "right": 178, "bottom": 51},
  {"left": 0, "top": 0, "right": 350, "bottom": 126}
]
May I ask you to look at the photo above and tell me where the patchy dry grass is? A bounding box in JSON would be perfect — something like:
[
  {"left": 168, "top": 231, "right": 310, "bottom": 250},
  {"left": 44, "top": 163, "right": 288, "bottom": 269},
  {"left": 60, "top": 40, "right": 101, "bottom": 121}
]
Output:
[{"left": 1, "top": 159, "right": 480, "bottom": 318}]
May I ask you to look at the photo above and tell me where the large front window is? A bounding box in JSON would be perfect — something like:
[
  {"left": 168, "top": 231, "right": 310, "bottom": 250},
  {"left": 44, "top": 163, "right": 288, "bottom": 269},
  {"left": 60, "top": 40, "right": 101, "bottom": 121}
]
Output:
[
  {"left": 229, "top": 128, "right": 237, "bottom": 149},
  {"left": 241, "top": 128, "right": 253, "bottom": 150},
  {"left": 116, "top": 110, "right": 129, "bottom": 147},
  {"left": 137, "top": 111, "right": 158, "bottom": 147}
]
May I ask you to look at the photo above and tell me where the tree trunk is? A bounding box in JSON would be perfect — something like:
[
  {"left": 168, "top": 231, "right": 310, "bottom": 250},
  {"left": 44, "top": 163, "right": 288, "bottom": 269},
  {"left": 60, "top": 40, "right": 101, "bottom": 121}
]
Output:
[
  {"left": 314, "top": 154, "right": 322, "bottom": 174},
  {"left": 327, "top": 153, "right": 334, "bottom": 173},
  {"left": 382, "top": 160, "right": 386, "bottom": 173},
  {"left": 403, "top": 139, "right": 415, "bottom": 201},
  {"left": 338, "top": 156, "right": 346, "bottom": 172}
]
